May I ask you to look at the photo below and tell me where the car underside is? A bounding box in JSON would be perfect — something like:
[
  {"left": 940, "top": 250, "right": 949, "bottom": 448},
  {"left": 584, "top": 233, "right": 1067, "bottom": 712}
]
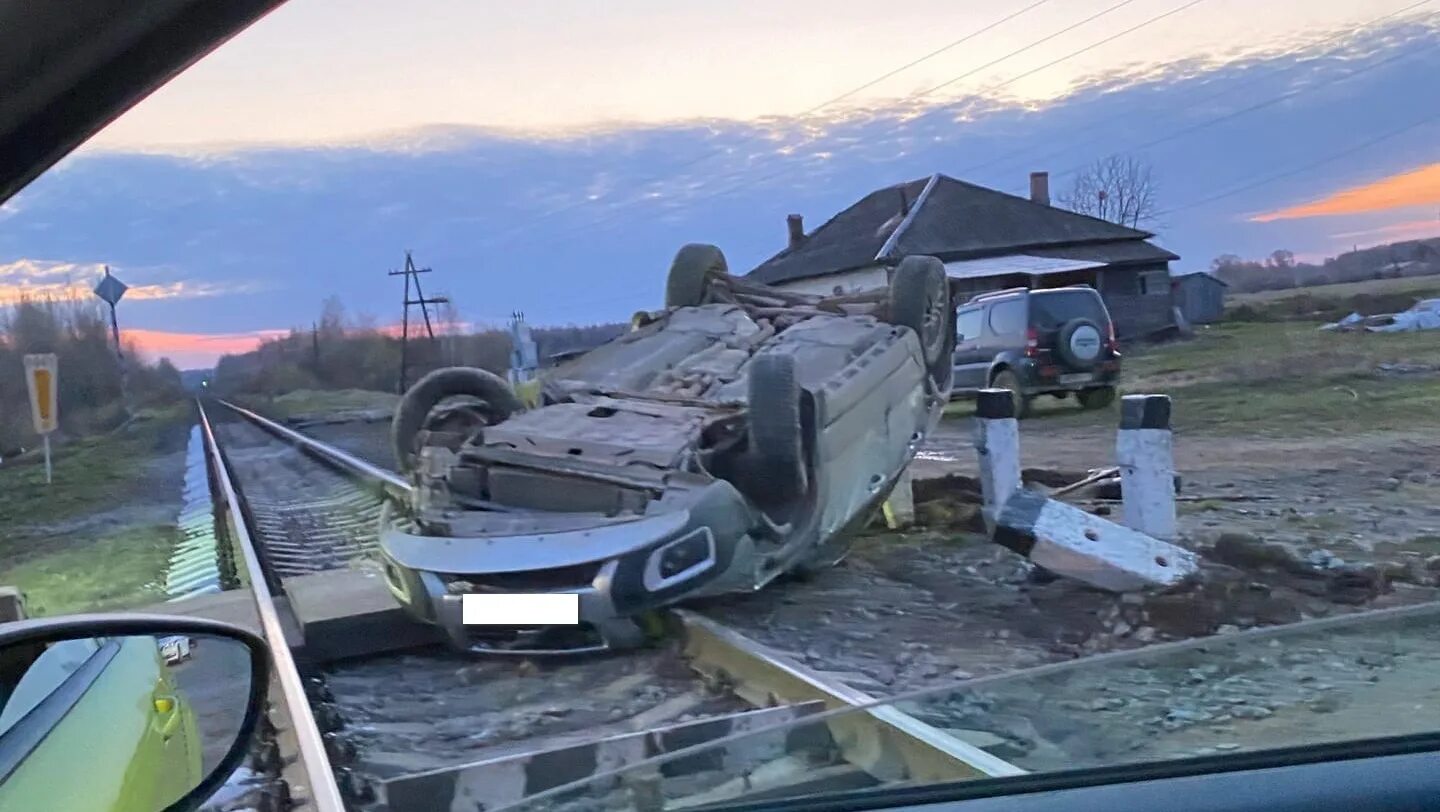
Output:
[{"left": 379, "top": 247, "right": 956, "bottom": 653}]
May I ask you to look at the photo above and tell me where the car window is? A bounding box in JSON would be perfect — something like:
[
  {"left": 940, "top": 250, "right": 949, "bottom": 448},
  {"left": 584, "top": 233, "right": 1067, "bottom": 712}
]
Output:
[
  {"left": 1030, "top": 289, "right": 1110, "bottom": 330},
  {"left": 956, "top": 308, "right": 983, "bottom": 341},
  {"left": 0, "top": 639, "right": 102, "bottom": 736},
  {"left": 987, "top": 299, "right": 1027, "bottom": 335}
]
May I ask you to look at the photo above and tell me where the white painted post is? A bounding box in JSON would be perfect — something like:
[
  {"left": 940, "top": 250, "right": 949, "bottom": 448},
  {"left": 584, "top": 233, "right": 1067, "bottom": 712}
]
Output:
[
  {"left": 42, "top": 435, "right": 51, "bottom": 485},
  {"left": 991, "top": 489, "right": 1198, "bottom": 591},
  {"left": 973, "top": 389, "right": 1022, "bottom": 523},
  {"left": 1116, "top": 394, "right": 1176, "bottom": 542}
]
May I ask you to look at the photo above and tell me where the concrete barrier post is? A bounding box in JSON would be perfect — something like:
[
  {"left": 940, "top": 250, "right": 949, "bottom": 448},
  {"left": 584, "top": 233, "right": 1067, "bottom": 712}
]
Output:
[
  {"left": 0, "top": 586, "right": 27, "bottom": 623},
  {"left": 973, "top": 389, "right": 1022, "bottom": 518},
  {"left": 1116, "top": 394, "right": 1177, "bottom": 542}
]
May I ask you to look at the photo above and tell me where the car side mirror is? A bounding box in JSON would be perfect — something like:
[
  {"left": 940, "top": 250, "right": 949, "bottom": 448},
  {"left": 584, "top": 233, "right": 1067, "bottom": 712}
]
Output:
[{"left": 0, "top": 614, "right": 270, "bottom": 812}]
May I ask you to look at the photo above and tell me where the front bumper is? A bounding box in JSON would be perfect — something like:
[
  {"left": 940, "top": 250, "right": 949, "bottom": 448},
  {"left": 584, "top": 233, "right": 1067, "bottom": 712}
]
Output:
[{"left": 378, "top": 480, "right": 756, "bottom": 654}]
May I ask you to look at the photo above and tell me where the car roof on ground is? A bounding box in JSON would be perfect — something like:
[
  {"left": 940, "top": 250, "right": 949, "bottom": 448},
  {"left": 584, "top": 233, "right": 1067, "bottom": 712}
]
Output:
[{"left": 0, "top": 0, "right": 285, "bottom": 205}]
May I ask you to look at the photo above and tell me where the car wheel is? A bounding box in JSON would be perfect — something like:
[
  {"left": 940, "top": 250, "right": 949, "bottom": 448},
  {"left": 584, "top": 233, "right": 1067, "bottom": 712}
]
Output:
[
  {"left": 1077, "top": 386, "right": 1117, "bottom": 410},
  {"left": 665, "top": 243, "right": 728, "bottom": 308},
  {"left": 991, "top": 369, "right": 1031, "bottom": 419},
  {"left": 1056, "top": 317, "right": 1104, "bottom": 369},
  {"left": 392, "top": 367, "right": 523, "bottom": 473},
  {"left": 889, "top": 256, "right": 953, "bottom": 380},
  {"left": 747, "top": 352, "right": 807, "bottom": 505}
]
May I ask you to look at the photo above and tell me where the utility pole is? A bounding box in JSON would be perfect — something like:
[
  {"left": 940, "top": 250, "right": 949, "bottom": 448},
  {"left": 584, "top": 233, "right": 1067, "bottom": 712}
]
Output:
[{"left": 388, "top": 251, "right": 449, "bottom": 394}]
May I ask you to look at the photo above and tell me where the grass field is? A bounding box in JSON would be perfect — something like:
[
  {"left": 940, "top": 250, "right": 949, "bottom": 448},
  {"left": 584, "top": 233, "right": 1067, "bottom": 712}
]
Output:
[
  {"left": 243, "top": 387, "right": 399, "bottom": 421},
  {"left": 0, "top": 405, "right": 191, "bottom": 616},
  {"left": 949, "top": 320, "right": 1440, "bottom": 437},
  {"left": 1226, "top": 276, "right": 1440, "bottom": 324}
]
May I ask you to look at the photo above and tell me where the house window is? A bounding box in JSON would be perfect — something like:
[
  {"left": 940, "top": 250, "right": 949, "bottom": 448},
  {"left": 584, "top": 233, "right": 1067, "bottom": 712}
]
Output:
[{"left": 1138, "top": 271, "right": 1170, "bottom": 295}]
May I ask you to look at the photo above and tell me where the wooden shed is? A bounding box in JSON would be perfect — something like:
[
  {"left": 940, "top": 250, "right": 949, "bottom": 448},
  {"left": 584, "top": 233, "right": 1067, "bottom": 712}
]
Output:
[{"left": 1171, "top": 270, "right": 1227, "bottom": 325}]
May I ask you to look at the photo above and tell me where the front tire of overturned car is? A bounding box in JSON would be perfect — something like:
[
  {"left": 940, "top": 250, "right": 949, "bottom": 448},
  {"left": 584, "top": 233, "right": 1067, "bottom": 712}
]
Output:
[
  {"left": 746, "top": 352, "right": 807, "bottom": 506},
  {"left": 392, "top": 366, "right": 524, "bottom": 473}
]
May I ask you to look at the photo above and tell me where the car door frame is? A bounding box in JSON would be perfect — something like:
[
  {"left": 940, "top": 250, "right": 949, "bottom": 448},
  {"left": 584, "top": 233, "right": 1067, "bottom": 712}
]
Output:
[{"left": 950, "top": 305, "right": 991, "bottom": 393}]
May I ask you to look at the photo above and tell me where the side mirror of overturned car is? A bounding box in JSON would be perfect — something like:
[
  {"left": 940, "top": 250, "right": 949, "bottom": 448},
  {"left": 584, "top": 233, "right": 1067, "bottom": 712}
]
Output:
[{"left": 0, "top": 614, "right": 271, "bottom": 812}]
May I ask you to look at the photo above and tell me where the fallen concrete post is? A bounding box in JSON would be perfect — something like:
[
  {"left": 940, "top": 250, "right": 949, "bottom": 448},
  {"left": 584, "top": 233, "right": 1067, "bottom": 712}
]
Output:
[
  {"left": 1116, "top": 395, "right": 1177, "bottom": 542},
  {"left": 991, "top": 489, "right": 1199, "bottom": 591},
  {"left": 973, "top": 389, "right": 1021, "bottom": 522}
]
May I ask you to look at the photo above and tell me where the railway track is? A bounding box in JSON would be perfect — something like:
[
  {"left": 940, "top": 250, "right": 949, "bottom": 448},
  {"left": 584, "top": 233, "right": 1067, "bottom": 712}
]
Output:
[{"left": 194, "top": 399, "right": 1019, "bottom": 811}]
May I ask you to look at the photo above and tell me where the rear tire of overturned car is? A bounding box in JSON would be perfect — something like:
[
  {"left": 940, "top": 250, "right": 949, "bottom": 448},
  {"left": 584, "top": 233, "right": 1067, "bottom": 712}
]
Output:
[
  {"left": 392, "top": 366, "right": 524, "bottom": 473},
  {"left": 889, "top": 255, "right": 953, "bottom": 381},
  {"left": 747, "top": 352, "right": 807, "bottom": 506},
  {"left": 665, "top": 243, "right": 728, "bottom": 308}
]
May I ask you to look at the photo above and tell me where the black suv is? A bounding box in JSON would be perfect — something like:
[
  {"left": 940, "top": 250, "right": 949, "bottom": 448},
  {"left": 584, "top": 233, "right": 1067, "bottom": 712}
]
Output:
[{"left": 951, "top": 286, "right": 1121, "bottom": 418}]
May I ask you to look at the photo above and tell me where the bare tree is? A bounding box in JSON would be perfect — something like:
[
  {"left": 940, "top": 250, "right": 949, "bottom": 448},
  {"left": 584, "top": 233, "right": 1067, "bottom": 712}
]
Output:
[{"left": 1058, "top": 155, "right": 1158, "bottom": 228}]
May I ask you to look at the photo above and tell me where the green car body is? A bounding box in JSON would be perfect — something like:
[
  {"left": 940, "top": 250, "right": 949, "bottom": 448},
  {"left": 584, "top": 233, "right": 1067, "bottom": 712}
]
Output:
[{"left": 0, "top": 636, "right": 202, "bottom": 812}]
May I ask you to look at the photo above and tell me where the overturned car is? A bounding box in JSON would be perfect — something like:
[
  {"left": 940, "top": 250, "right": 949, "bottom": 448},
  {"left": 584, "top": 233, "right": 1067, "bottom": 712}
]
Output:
[{"left": 379, "top": 245, "right": 955, "bottom": 653}]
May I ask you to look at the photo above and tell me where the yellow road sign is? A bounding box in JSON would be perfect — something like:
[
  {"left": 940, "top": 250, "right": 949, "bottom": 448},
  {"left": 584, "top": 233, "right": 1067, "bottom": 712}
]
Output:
[{"left": 24, "top": 354, "right": 58, "bottom": 435}]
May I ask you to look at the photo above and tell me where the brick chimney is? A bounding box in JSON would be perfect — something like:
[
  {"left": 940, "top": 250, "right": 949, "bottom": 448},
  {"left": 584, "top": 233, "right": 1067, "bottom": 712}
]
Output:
[
  {"left": 1029, "top": 171, "right": 1050, "bottom": 206},
  {"left": 786, "top": 214, "right": 805, "bottom": 249}
]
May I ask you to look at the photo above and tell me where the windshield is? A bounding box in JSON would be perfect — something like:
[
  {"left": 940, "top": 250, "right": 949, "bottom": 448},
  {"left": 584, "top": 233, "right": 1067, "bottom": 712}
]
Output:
[{"left": 2, "top": 3, "right": 1439, "bottom": 812}]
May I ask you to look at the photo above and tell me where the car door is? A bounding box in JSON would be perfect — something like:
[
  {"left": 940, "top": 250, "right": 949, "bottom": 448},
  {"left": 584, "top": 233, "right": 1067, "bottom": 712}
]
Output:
[{"left": 950, "top": 306, "right": 989, "bottom": 392}]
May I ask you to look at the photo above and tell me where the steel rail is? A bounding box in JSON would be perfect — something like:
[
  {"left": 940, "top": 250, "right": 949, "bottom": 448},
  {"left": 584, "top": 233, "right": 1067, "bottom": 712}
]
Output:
[
  {"left": 217, "top": 399, "right": 412, "bottom": 497},
  {"left": 197, "top": 401, "right": 347, "bottom": 811},
  {"left": 677, "top": 610, "right": 1024, "bottom": 782}
]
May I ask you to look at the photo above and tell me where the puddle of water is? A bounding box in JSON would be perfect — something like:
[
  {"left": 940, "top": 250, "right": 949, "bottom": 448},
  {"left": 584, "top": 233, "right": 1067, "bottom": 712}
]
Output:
[{"left": 164, "top": 425, "right": 230, "bottom": 600}]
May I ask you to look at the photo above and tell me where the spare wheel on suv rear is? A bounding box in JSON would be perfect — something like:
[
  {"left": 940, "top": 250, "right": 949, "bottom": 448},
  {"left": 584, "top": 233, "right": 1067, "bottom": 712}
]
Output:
[{"left": 1055, "top": 318, "right": 1104, "bottom": 369}]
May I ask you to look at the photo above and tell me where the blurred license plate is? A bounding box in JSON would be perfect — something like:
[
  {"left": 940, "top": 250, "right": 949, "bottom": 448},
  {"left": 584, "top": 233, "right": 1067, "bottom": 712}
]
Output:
[
  {"left": 1060, "top": 373, "right": 1093, "bottom": 384},
  {"left": 462, "top": 594, "right": 580, "bottom": 625}
]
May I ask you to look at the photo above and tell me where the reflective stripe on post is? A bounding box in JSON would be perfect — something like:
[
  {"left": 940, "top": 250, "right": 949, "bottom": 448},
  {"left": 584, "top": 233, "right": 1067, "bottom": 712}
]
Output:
[{"left": 1117, "top": 394, "right": 1177, "bottom": 542}]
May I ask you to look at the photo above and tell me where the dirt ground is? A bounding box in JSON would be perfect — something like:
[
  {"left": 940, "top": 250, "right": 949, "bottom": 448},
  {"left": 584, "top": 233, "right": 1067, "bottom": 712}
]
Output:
[{"left": 705, "top": 413, "right": 1440, "bottom": 697}]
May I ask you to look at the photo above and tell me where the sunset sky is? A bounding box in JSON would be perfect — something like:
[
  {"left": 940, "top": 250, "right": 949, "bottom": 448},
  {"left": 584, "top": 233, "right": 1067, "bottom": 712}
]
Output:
[{"left": 3, "top": 0, "right": 1438, "bottom": 367}]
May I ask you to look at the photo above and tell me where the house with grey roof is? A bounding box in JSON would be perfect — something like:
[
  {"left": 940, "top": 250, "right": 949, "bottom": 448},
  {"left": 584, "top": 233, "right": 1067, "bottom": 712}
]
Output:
[{"left": 746, "top": 172, "right": 1180, "bottom": 339}]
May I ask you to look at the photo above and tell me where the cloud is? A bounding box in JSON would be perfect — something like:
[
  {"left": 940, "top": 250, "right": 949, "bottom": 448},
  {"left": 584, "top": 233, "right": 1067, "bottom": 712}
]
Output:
[
  {"left": 1252, "top": 162, "right": 1440, "bottom": 222},
  {"left": 124, "top": 328, "right": 289, "bottom": 368},
  {"left": 1330, "top": 218, "right": 1440, "bottom": 244},
  {"left": 0, "top": 259, "right": 257, "bottom": 306}
]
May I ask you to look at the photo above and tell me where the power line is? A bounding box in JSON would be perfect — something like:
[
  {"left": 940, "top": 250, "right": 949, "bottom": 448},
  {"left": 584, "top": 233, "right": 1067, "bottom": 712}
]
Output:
[
  {"left": 487, "top": 0, "right": 1190, "bottom": 254},
  {"left": 473, "top": 1, "right": 1055, "bottom": 250},
  {"left": 915, "top": 0, "right": 1147, "bottom": 98},
  {"left": 1052, "top": 33, "right": 1440, "bottom": 181},
  {"left": 1156, "top": 109, "right": 1440, "bottom": 217},
  {"left": 797, "top": 0, "right": 1057, "bottom": 115},
  {"left": 956, "top": 0, "right": 1434, "bottom": 184}
]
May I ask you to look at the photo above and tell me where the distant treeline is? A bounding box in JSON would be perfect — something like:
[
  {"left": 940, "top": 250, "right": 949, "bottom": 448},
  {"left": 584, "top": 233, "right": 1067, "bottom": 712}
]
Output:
[
  {"left": 214, "top": 296, "right": 624, "bottom": 396},
  {"left": 0, "top": 298, "right": 185, "bottom": 453},
  {"left": 1213, "top": 238, "right": 1440, "bottom": 293}
]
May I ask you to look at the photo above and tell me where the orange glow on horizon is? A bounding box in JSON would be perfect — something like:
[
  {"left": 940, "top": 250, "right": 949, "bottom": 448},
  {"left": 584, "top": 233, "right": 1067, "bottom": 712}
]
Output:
[
  {"left": 124, "top": 328, "right": 288, "bottom": 368},
  {"left": 1253, "top": 163, "right": 1440, "bottom": 222}
]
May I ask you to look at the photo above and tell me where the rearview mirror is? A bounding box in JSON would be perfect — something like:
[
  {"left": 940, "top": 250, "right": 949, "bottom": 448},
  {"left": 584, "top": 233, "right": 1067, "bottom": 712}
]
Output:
[{"left": 0, "top": 615, "right": 269, "bottom": 812}]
